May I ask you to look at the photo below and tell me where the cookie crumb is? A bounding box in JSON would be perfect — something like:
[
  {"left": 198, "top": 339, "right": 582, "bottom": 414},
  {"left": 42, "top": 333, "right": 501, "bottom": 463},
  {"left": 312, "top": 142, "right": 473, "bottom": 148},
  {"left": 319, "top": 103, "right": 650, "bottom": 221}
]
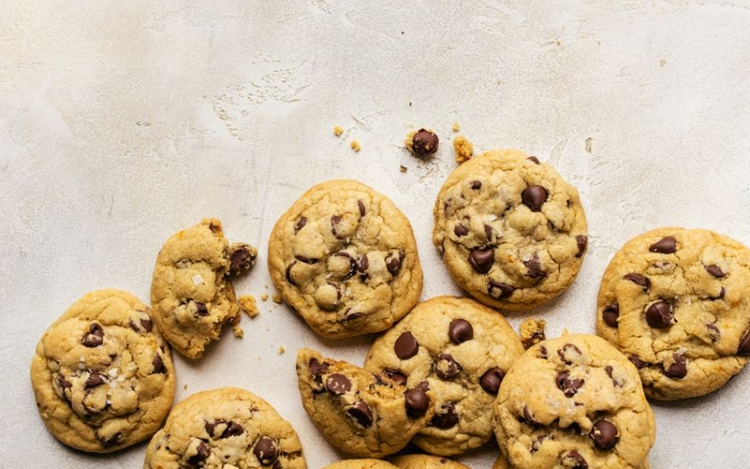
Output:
[
  {"left": 453, "top": 135, "right": 474, "bottom": 164},
  {"left": 278, "top": 346, "right": 285, "bottom": 355},
  {"left": 585, "top": 137, "right": 593, "bottom": 154},
  {"left": 399, "top": 165, "right": 407, "bottom": 173},
  {"left": 238, "top": 295, "right": 259, "bottom": 318},
  {"left": 260, "top": 293, "right": 269, "bottom": 302},
  {"left": 272, "top": 294, "right": 283, "bottom": 304},
  {"left": 233, "top": 325, "right": 244, "bottom": 338},
  {"left": 520, "top": 318, "right": 547, "bottom": 349},
  {"left": 183, "top": 384, "right": 188, "bottom": 391},
  {"left": 406, "top": 129, "right": 439, "bottom": 157},
  {"left": 452, "top": 122, "right": 460, "bottom": 132},
  {"left": 659, "top": 58, "right": 666, "bottom": 67},
  {"left": 333, "top": 125, "right": 344, "bottom": 137},
  {"left": 350, "top": 140, "right": 361, "bottom": 152}
]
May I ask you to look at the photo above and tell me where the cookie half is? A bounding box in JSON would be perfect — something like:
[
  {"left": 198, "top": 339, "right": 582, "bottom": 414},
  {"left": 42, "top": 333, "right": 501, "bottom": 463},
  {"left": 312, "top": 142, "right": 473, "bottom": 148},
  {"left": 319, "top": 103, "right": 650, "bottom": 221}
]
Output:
[
  {"left": 596, "top": 227, "right": 750, "bottom": 400},
  {"left": 151, "top": 218, "right": 256, "bottom": 359},
  {"left": 296, "top": 348, "right": 434, "bottom": 458},
  {"left": 365, "top": 296, "right": 524, "bottom": 456},
  {"left": 269, "top": 180, "right": 423, "bottom": 339},
  {"left": 433, "top": 150, "right": 588, "bottom": 311},
  {"left": 30, "top": 289, "right": 175, "bottom": 452},
  {"left": 144, "top": 387, "right": 306, "bottom": 469},
  {"left": 493, "top": 334, "right": 655, "bottom": 469}
]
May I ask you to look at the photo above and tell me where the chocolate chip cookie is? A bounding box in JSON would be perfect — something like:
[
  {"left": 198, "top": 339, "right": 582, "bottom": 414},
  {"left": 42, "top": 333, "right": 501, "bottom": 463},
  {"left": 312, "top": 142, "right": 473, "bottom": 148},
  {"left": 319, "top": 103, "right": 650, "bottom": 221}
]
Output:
[
  {"left": 151, "top": 218, "right": 256, "bottom": 359},
  {"left": 493, "top": 334, "right": 655, "bottom": 469},
  {"left": 391, "top": 454, "right": 470, "bottom": 469},
  {"left": 296, "top": 348, "right": 434, "bottom": 458},
  {"left": 323, "top": 461, "right": 398, "bottom": 469},
  {"left": 433, "top": 150, "right": 588, "bottom": 311},
  {"left": 596, "top": 227, "right": 750, "bottom": 400},
  {"left": 492, "top": 455, "right": 650, "bottom": 469},
  {"left": 269, "top": 180, "right": 423, "bottom": 339},
  {"left": 145, "top": 387, "right": 306, "bottom": 469},
  {"left": 30, "top": 289, "right": 175, "bottom": 452},
  {"left": 365, "top": 296, "right": 525, "bottom": 456}
]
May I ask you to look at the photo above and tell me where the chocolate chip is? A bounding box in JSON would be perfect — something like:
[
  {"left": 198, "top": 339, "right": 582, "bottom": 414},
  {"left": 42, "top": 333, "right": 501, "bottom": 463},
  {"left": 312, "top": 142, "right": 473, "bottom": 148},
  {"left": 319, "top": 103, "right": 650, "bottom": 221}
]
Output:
[
  {"left": 739, "top": 329, "right": 750, "bottom": 356},
  {"left": 470, "top": 180, "right": 482, "bottom": 190},
  {"left": 253, "top": 436, "right": 279, "bottom": 466},
  {"left": 521, "top": 185, "right": 548, "bottom": 212},
  {"left": 205, "top": 419, "right": 226, "bottom": 437},
  {"left": 557, "top": 343, "right": 582, "bottom": 364},
  {"left": 98, "top": 432, "right": 122, "bottom": 447},
  {"left": 590, "top": 420, "right": 619, "bottom": 450},
  {"left": 140, "top": 318, "right": 153, "bottom": 332},
  {"left": 524, "top": 256, "right": 546, "bottom": 278},
  {"left": 334, "top": 251, "right": 358, "bottom": 280},
  {"left": 436, "top": 354, "right": 462, "bottom": 379},
  {"left": 479, "top": 367, "right": 504, "bottom": 394},
  {"left": 383, "top": 368, "right": 408, "bottom": 386},
  {"left": 707, "top": 323, "right": 721, "bottom": 341},
  {"left": 662, "top": 353, "right": 687, "bottom": 379},
  {"left": 82, "top": 323, "right": 104, "bottom": 347},
  {"left": 358, "top": 254, "right": 369, "bottom": 277},
  {"left": 346, "top": 401, "right": 373, "bottom": 428},
  {"left": 712, "top": 287, "right": 726, "bottom": 300},
  {"left": 404, "top": 388, "right": 430, "bottom": 417},
  {"left": 341, "top": 310, "right": 365, "bottom": 322},
  {"left": 294, "top": 216, "right": 307, "bottom": 234},
  {"left": 208, "top": 221, "right": 221, "bottom": 233},
  {"left": 522, "top": 406, "right": 538, "bottom": 425},
  {"left": 539, "top": 346, "right": 548, "bottom": 359},
  {"left": 85, "top": 372, "right": 106, "bottom": 389},
  {"left": 645, "top": 301, "right": 675, "bottom": 329},
  {"left": 484, "top": 224, "right": 494, "bottom": 241},
  {"left": 412, "top": 129, "right": 439, "bottom": 157},
  {"left": 431, "top": 402, "right": 458, "bottom": 429},
  {"left": 385, "top": 251, "right": 403, "bottom": 276},
  {"left": 454, "top": 224, "right": 469, "bottom": 237},
  {"left": 296, "top": 255, "right": 318, "bottom": 265},
  {"left": 395, "top": 331, "right": 419, "bottom": 359},
  {"left": 188, "top": 441, "right": 210, "bottom": 465},
  {"left": 230, "top": 246, "right": 255, "bottom": 274},
  {"left": 527, "top": 156, "right": 540, "bottom": 164},
  {"left": 649, "top": 236, "right": 677, "bottom": 254},
  {"left": 705, "top": 264, "right": 726, "bottom": 278},
  {"left": 562, "top": 449, "right": 588, "bottom": 469},
  {"left": 325, "top": 373, "right": 352, "bottom": 395},
  {"left": 623, "top": 273, "right": 650, "bottom": 290},
  {"left": 468, "top": 247, "right": 494, "bottom": 274},
  {"left": 331, "top": 215, "right": 342, "bottom": 236},
  {"left": 556, "top": 371, "right": 584, "bottom": 397},
  {"left": 488, "top": 281, "right": 515, "bottom": 300},
  {"left": 628, "top": 355, "right": 647, "bottom": 369},
  {"left": 273, "top": 461, "right": 282, "bottom": 469},
  {"left": 358, "top": 200, "right": 366, "bottom": 217},
  {"left": 309, "top": 358, "right": 330, "bottom": 376},
  {"left": 194, "top": 302, "right": 209, "bottom": 317},
  {"left": 222, "top": 422, "right": 245, "bottom": 438},
  {"left": 57, "top": 374, "right": 72, "bottom": 391},
  {"left": 153, "top": 354, "right": 167, "bottom": 374},
  {"left": 576, "top": 235, "right": 588, "bottom": 257},
  {"left": 602, "top": 303, "right": 619, "bottom": 328},
  {"left": 285, "top": 261, "right": 298, "bottom": 286},
  {"left": 449, "top": 319, "right": 474, "bottom": 344}
]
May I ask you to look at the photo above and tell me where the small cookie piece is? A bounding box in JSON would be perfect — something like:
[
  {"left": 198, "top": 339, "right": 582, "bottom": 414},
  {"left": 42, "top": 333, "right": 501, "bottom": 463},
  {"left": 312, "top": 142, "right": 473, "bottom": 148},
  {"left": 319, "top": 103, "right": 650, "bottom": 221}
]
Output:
[
  {"left": 145, "top": 387, "right": 306, "bottom": 469},
  {"left": 324, "top": 461, "right": 398, "bottom": 469},
  {"left": 391, "top": 454, "right": 470, "bottom": 469},
  {"left": 239, "top": 295, "right": 260, "bottom": 318},
  {"left": 30, "top": 290, "right": 175, "bottom": 452},
  {"left": 519, "top": 318, "right": 547, "bottom": 349},
  {"left": 493, "top": 334, "right": 655, "bottom": 469},
  {"left": 596, "top": 227, "right": 750, "bottom": 400},
  {"left": 453, "top": 136, "right": 473, "bottom": 164},
  {"left": 151, "top": 218, "right": 255, "bottom": 359},
  {"left": 433, "top": 150, "right": 588, "bottom": 311},
  {"left": 365, "top": 297, "right": 525, "bottom": 456},
  {"left": 268, "top": 180, "right": 423, "bottom": 339},
  {"left": 296, "top": 348, "right": 435, "bottom": 458}
]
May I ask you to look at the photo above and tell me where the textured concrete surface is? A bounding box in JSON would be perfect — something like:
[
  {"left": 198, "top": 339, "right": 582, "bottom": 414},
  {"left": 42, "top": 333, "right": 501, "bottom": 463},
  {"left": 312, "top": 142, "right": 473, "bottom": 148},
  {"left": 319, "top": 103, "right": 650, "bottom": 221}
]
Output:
[{"left": 1, "top": 1, "right": 749, "bottom": 468}]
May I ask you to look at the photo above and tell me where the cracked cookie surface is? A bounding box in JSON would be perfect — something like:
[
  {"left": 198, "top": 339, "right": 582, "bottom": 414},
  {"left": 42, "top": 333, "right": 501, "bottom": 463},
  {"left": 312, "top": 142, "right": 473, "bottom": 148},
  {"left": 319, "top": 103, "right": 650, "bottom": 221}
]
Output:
[
  {"left": 433, "top": 150, "right": 587, "bottom": 311},
  {"left": 144, "top": 387, "right": 306, "bottom": 469},
  {"left": 493, "top": 334, "right": 655, "bottom": 469},
  {"left": 391, "top": 454, "right": 470, "bottom": 469},
  {"left": 269, "top": 180, "right": 423, "bottom": 339},
  {"left": 365, "top": 296, "right": 525, "bottom": 456},
  {"left": 296, "top": 348, "right": 434, "bottom": 458},
  {"left": 596, "top": 227, "right": 750, "bottom": 400},
  {"left": 151, "top": 218, "right": 256, "bottom": 359},
  {"left": 30, "top": 289, "right": 175, "bottom": 452},
  {"left": 323, "top": 461, "right": 398, "bottom": 469}
]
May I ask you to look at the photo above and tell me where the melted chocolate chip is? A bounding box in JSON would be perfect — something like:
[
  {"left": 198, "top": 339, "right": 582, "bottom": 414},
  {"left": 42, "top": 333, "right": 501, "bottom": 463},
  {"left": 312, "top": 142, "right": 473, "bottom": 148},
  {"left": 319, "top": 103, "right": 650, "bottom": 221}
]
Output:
[
  {"left": 294, "top": 216, "right": 307, "bottom": 234},
  {"left": 383, "top": 368, "right": 408, "bottom": 386},
  {"left": 194, "top": 302, "right": 209, "bottom": 317},
  {"left": 488, "top": 281, "right": 515, "bottom": 300},
  {"left": 85, "top": 372, "right": 106, "bottom": 389},
  {"left": 470, "top": 180, "right": 482, "bottom": 190},
  {"left": 479, "top": 367, "right": 504, "bottom": 394},
  {"left": 385, "top": 251, "right": 403, "bottom": 276},
  {"left": 296, "top": 255, "right": 318, "bottom": 265},
  {"left": 524, "top": 256, "right": 546, "bottom": 278},
  {"left": 404, "top": 388, "right": 430, "bottom": 417},
  {"left": 628, "top": 355, "right": 647, "bottom": 369},
  {"left": 229, "top": 246, "right": 255, "bottom": 273},
  {"left": 153, "top": 354, "right": 167, "bottom": 374},
  {"left": 358, "top": 200, "right": 366, "bottom": 217},
  {"left": 590, "top": 420, "right": 619, "bottom": 450},
  {"left": 649, "top": 236, "right": 677, "bottom": 254},
  {"left": 645, "top": 301, "right": 675, "bottom": 329},
  {"left": 334, "top": 251, "right": 358, "bottom": 280},
  {"left": 454, "top": 225, "right": 469, "bottom": 237},
  {"left": 347, "top": 401, "right": 373, "bottom": 428},
  {"left": 57, "top": 374, "right": 72, "bottom": 391},
  {"left": 431, "top": 402, "right": 458, "bottom": 429},
  {"left": 527, "top": 156, "right": 540, "bottom": 164},
  {"left": 521, "top": 185, "right": 548, "bottom": 212},
  {"left": 705, "top": 264, "right": 726, "bottom": 278},
  {"left": 602, "top": 303, "right": 619, "bottom": 328},
  {"left": 285, "top": 261, "right": 298, "bottom": 286},
  {"left": 187, "top": 441, "right": 210, "bottom": 465},
  {"left": 739, "top": 329, "right": 750, "bottom": 356},
  {"left": 98, "top": 432, "right": 122, "bottom": 447},
  {"left": 707, "top": 323, "right": 721, "bottom": 341},
  {"left": 624, "top": 273, "right": 650, "bottom": 290},
  {"left": 522, "top": 406, "right": 538, "bottom": 425},
  {"left": 253, "top": 436, "right": 279, "bottom": 466},
  {"left": 131, "top": 317, "right": 153, "bottom": 333},
  {"left": 341, "top": 310, "right": 365, "bottom": 322},
  {"left": 662, "top": 353, "right": 687, "bottom": 379},
  {"left": 205, "top": 419, "right": 226, "bottom": 437},
  {"left": 309, "top": 358, "right": 330, "bottom": 377},
  {"left": 394, "top": 332, "right": 419, "bottom": 359},
  {"left": 557, "top": 343, "right": 582, "bottom": 364},
  {"left": 712, "top": 287, "right": 726, "bottom": 300},
  {"left": 358, "top": 255, "right": 369, "bottom": 277},
  {"left": 576, "top": 235, "right": 588, "bottom": 257},
  {"left": 469, "top": 248, "right": 494, "bottom": 274},
  {"left": 562, "top": 449, "right": 588, "bottom": 469},
  {"left": 222, "top": 422, "right": 245, "bottom": 438},
  {"left": 331, "top": 215, "right": 342, "bottom": 236},
  {"left": 412, "top": 129, "right": 439, "bottom": 157},
  {"left": 556, "top": 371, "right": 584, "bottom": 397},
  {"left": 82, "top": 323, "right": 105, "bottom": 348},
  {"left": 436, "top": 354, "right": 462, "bottom": 380},
  {"left": 325, "top": 373, "right": 352, "bottom": 395},
  {"left": 484, "top": 224, "right": 494, "bottom": 241},
  {"left": 449, "top": 319, "right": 473, "bottom": 344}
]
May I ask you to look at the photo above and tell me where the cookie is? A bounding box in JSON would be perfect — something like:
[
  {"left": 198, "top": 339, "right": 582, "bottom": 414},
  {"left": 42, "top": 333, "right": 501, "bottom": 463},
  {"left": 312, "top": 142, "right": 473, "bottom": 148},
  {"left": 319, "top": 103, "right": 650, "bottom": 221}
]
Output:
[
  {"left": 268, "top": 180, "right": 423, "bottom": 339},
  {"left": 596, "top": 227, "right": 750, "bottom": 400},
  {"left": 492, "top": 455, "right": 650, "bottom": 469},
  {"left": 365, "top": 296, "right": 525, "bottom": 456},
  {"left": 493, "top": 334, "right": 655, "bottom": 469},
  {"left": 323, "top": 460, "right": 397, "bottom": 469},
  {"left": 30, "top": 289, "right": 175, "bottom": 452},
  {"left": 390, "top": 454, "right": 470, "bottom": 469},
  {"left": 296, "top": 348, "right": 435, "bottom": 458},
  {"left": 433, "top": 150, "right": 588, "bottom": 311},
  {"left": 151, "top": 218, "right": 256, "bottom": 359},
  {"left": 144, "top": 387, "right": 306, "bottom": 469}
]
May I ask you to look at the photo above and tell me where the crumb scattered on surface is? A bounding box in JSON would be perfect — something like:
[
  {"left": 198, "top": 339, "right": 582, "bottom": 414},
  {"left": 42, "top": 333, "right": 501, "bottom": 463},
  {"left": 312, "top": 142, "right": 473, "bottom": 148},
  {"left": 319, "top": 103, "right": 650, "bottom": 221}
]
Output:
[
  {"left": 260, "top": 293, "right": 269, "bottom": 302},
  {"left": 453, "top": 121, "right": 460, "bottom": 132},
  {"left": 585, "top": 137, "right": 593, "bottom": 154},
  {"left": 272, "top": 294, "right": 283, "bottom": 304},
  {"left": 238, "top": 294, "right": 259, "bottom": 318},
  {"left": 233, "top": 325, "right": 244, "bottom": 338},
  {"left": 350, "top": 140, "right": 361, "bottom": 152},
  {"left": 333, "top": 125, "right": 344, "bottom": 137},
  {"left": 183, "top": 384, "right": 188, "bottom": 391},
  {"left": 406, "top": 128, "right": 439, "bottom": 157},
  {"left": 453, "top": 135, "right": 474, "bottom": 163},
  {"left": 659, "top": 59, "right": 666, "bottom": 67},
  {"left": 520, "top": 318, "right": 547, "bottom": 349},
  {"left": 399, "top": 165, "right": 407, "bottom": 173},
  {"left": 278, "top": 346, "right": 285, "bottom": 355}
]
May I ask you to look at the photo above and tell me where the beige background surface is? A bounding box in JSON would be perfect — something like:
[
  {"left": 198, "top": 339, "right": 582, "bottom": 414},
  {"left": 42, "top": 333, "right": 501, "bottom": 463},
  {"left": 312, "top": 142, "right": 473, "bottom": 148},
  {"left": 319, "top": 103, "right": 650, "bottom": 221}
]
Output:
[{"left": 1, "top": 1, "right": 749, "bottom": 468}]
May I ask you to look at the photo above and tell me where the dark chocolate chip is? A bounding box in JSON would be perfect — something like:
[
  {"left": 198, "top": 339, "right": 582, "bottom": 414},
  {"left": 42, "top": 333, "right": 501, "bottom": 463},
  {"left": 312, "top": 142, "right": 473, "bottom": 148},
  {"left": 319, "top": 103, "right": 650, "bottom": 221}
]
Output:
[
  {"left": 334, "top": 251, "right": 358, "bottom": 280},
  {"left": 556, "top": 371, "right": 584, "bottom": 398},
  {"left": 562, "top": 449, "right": 588, "bottom": 469},
  {"left": 85, "top": 372, "right": 106, "bottom": 389},
  {"left": 524, "top": 256, "right": 546, "bottom": 278},
  {"left": 488, "top": 281, "right": 515, "bottom": 300},
  {"left": 309, "top": 358, "right": 330, "bottom": 376},
  {"left": 557, "top": 343, "right": 582, "bottom": 364},
  {"left": 294, "top": 216, "right": 307, "bottom": 234},
  {"left": 645, "top": 301, "right": 675, "bottom": 329},
  {"left": 590, "top": 420, "right": 619, "bottom": 450},
  {"left": 98, "top": 432, "right": 122, "bottom": 447},
  {"left": 222, "top": 422, "right": 244, "bottom": 438},
  {"left": 358, "top": 255, "right": 369, "bottom": 276},
  {"left": 431, "top": 402, "right": 458, "bottom": 429},
  {"left": 527, "top": 156, "right": 540, "bottom": 164},
  {"left": 358, "top": 200, "right": 366, "bottom": 217},
  {"left": 628, "top": 355, "right": 647, "bottom": 369},
  {"left": 253, "top": 436, "right": 279, "bottom": 466},
  {"left": 394, "top": 332, "right": 419, "bottom": 359},
  {"left": 468, "top": 247, "right": 494, "bottom": 274},
  {"left": 188, "top": 441, "right": 210, "bottom": 465},
  {"left": 285, "top": 261, "right": 298, "bottom": 286},
  {"left": 479, "top": 367, "right": 504, "bottom": 394},
  {"left": 449, "top": 319, "right": 474, "bottom": 344},
  {"left": 82, "top": 323, "right": 105, "bottom": 348},
  {"left": 436, "top": 354, "right": 462, "bottom": 380},
  {"left": 470, "top": 180, "right": 482, "bottom": 190},
  {"left": 57, "top": 374, "right": 72, "bottom": 390},
  {"left": 205, "top": 419, "right": 226, "bottom": 437},
  {"left": 140, "top": 318, "right": 153, "bottom": 332},
  {"left": 539, "top": 346, "right": 548, "bottom": 359},
  {"left": 341, "top": 310, "right": 365, "bottom": 322},
  {"left": 208, "top": 221, "right": 221, "bottom": 233},
  {"left": 385, "top": 251, "right": 403, "bottom": 276},
  {"left": 602, "top": 303, "right": 620, "bottom": 328},
  {"left": 295, "top": 255, "right": 318, "bottom": 265},
  {"left": 325, "top": 373, "right": 352, "bottom": 395},
  {"left": 346, "top": 401, "right": 373, "bottom": 428},
  {"left": 454, "top": 224, "right": 469, "bottom": 237},
  {"left": 521, "top": 185, "right": 548, "bottom": 212},
  {"left": 576, "top": 235, "right": 588, "bottom": 257},
  {"left": 522, "top": 406, "right": 538, "bottom": 425},
  {"left": 712, "top": 287, "right": 726, "bottom": 300},
  {"left": 153, "top": 354, "right": 167, "bottom": 374},
  {"left": 229, "top": 245, "right": 255, "bottom": 274},
  {"left": 484, "top": 224, "right": 494, "bottom": 241},
  {"left": 331, "top": 215, "right": 342, "bottom": 236},
  {"left": 404, "top": 388, "right": 430, "bottom": 417},
  {"left": 194, "top": 302, "right": 209, "bottom": 317},
  {"left": 623, "top": 273, "right": 650, "bottom": 290},
  {"left": 705, "top": 264, "right": 726, "bottom": 278},
  {"left": 412, "top": 129, "right": 439, "bottom": 157},
  {"left": 739, "top": 329, "right": 750, "bottom": 356},
  {"left": 649, "top": 236, "right": 677, "bottom": 254},
  {"left": 383, "top": 368, "right": 408, "bottom": 386},
  {"left": 707, "top": 323, "right": 721, "bottom": 341},
  {"left": 662, "top": 353, "right": 687, "bottom": 379}
]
